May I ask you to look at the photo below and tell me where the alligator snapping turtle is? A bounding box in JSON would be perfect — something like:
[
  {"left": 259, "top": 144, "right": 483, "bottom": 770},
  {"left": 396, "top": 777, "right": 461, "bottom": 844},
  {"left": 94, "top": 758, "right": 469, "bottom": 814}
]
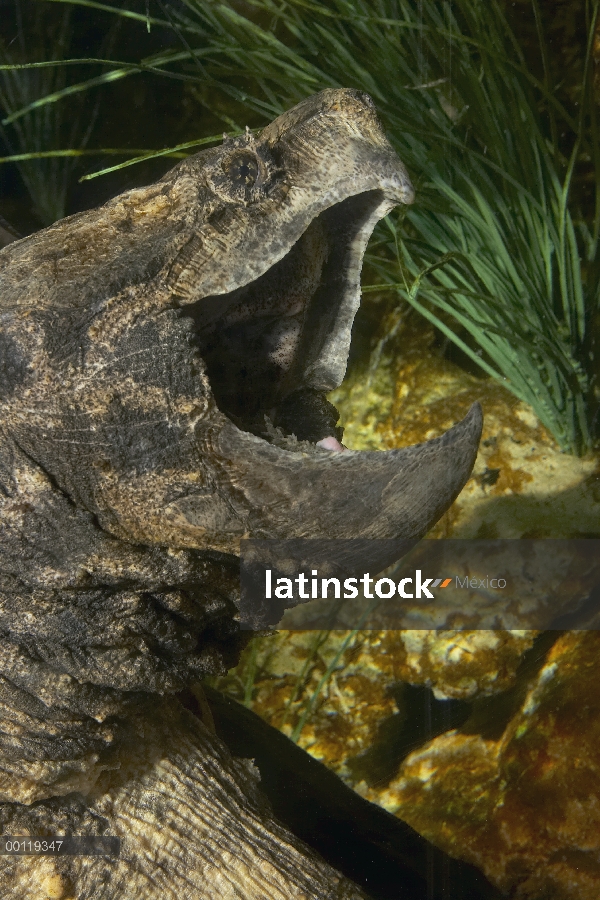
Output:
[{"left": 0, "top": 89, "right": 481, "bottom": 898}]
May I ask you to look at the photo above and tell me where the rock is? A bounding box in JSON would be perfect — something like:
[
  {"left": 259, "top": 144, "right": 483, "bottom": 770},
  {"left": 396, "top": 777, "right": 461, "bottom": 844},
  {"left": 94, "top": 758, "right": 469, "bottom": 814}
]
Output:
[
  {"left": 386, "top": 629, "right": 536, "bottom": 701},
  {"left": 367, "top": 631, "right": 600, "bottom": 899},
  {"left": 331, "top": 310, "right": 600, "bottom": 541}
]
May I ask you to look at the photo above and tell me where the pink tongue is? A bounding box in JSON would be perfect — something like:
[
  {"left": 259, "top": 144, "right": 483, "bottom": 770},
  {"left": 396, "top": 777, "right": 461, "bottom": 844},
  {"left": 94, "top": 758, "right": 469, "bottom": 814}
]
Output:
[{"left": 316, "top": 435, "right": 349, "bottom": 452}]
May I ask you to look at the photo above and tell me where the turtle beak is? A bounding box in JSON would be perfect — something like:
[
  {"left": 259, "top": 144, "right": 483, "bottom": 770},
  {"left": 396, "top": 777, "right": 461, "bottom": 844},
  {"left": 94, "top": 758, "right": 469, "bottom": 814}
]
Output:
[{"left": 167, "top": 402, "right": 482, "bottom": 562}]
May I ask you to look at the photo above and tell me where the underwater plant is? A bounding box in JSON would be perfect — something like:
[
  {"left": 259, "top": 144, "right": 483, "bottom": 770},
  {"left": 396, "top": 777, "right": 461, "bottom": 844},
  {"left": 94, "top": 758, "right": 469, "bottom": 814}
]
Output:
[
  {"left": 0, "top": 1, "right": 110, "bottom": 225},
  {"left": 171, "top": 0, "right": 600, "bottom": 455},
  {"left": 1, "top": 0, "right": 599, "bottom": 453},
  {"left": 0, "top": 1, "right": 200, "bottom": 223}
]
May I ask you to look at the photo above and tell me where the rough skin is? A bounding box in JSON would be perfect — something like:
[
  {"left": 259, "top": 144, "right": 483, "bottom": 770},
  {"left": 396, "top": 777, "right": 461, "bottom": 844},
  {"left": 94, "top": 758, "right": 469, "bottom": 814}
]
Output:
[{"left": 0, "top": 89, "right": 481, "bottom": 898}]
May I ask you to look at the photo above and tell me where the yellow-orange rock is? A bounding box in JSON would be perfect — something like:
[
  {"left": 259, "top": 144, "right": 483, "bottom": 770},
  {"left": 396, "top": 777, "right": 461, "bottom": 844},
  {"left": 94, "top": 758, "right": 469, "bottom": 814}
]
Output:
[
  {"left": 368, "top": 631, "right": 600, "bottom": 899},
  {"left": 388, "top": 629, "right": 536, "bottom": 700},
  {"left": 331, "top": 310, "right": 600, "bottom": 540}
]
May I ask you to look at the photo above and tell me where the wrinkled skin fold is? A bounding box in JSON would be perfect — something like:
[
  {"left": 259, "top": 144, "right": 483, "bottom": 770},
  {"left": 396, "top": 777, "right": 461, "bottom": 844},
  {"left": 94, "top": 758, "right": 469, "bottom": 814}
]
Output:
[{"left": 0, "top": 90, "right": 481, "bottom": 898}]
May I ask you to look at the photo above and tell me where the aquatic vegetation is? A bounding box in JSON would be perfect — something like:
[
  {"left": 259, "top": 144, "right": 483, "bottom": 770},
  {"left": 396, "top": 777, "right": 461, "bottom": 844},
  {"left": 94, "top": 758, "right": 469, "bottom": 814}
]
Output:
[
  {"left": 180, "top": 0, "right": 600, "bottom": 454},
  {"left": 1, "top": 0, "right": 598, "bottom": 451},
  {"left": 0, "top": 3, "right": 197, "bottom": 221},
  {"left": 0, "top": 2, "right": 107, "bottom": 224}
]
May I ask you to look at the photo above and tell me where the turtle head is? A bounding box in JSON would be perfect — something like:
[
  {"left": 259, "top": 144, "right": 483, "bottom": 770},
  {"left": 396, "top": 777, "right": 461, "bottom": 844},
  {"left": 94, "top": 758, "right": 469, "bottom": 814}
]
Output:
[{"left": 0, "top": 90, "right": 480, "bottom": 562}]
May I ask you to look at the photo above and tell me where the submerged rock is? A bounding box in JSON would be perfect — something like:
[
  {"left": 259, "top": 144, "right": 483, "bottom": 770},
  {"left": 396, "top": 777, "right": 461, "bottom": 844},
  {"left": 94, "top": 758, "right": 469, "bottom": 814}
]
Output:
[
  {"left": 386, "top": 629, "right": 536, "bottom": 701},
  {"left": 331, "top": 310, "right": 600, "bottom": 541},
  {"left": 209, "top": 626, "right": 538, "bottom": 779},
  {"left": 368, "top": 631, "right": 600, "bottom": 900}
]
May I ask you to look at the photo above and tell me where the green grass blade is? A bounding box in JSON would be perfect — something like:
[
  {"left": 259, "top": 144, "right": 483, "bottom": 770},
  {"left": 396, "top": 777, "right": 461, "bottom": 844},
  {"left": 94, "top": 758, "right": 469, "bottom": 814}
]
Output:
[
  {"left": 1, "top": 51, "right": 198, "bottom": 126},
  {"left": 39, "top": 0, "right": 174, "bottom": 29},
  {"left": 0, "top": 148, "right": 189, "bottom": 163}
]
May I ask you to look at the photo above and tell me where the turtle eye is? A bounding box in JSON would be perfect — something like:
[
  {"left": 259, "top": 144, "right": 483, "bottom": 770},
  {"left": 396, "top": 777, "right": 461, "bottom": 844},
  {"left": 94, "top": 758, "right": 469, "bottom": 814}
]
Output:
[{"left": 224, "top": 152, "right": 259, "bottom": 188}]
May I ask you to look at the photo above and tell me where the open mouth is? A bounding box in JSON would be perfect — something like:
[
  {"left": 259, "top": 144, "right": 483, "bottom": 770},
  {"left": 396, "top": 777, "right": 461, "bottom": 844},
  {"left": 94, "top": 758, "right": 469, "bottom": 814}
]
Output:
[
  {"left": 184, "top": 190, "right": 388, "bottom": 452},
  {"left": 0, "top": 89, "right": 483, "bottom": 589},
  {"left": 109, "top": 90, "right": 481, "bottom": 555}
]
